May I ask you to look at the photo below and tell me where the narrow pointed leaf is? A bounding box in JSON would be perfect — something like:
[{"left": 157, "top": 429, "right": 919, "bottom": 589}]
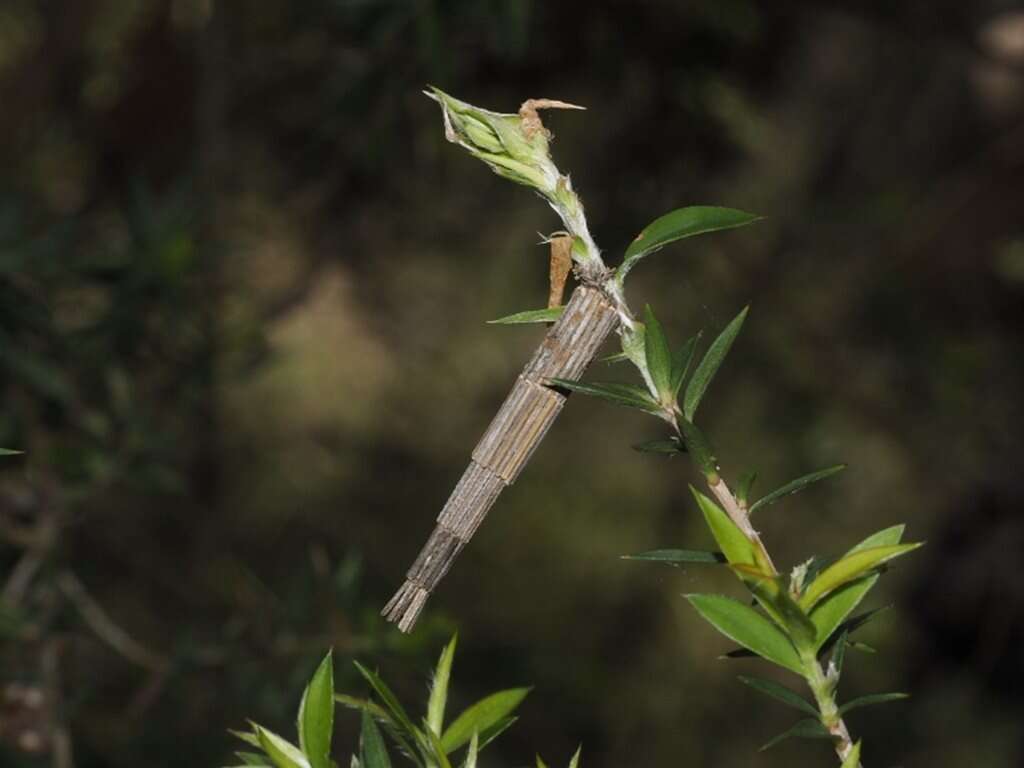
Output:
[
  {"left": 736, "top": 471, "right": 758, "bottom": 507},
  {"left": 738, "top": 675, "right": 818, "bottom": 716},
  {"left": 298, "top": 652, "right": 334, "bottom": 768},
  {"left": 831, "top": 630, "right": 849, "bottom": 676},
  {"left": 536, "top": 757, "right": 549, "bottom": 768},
  {"left": 677, "top": 419, "right": 718, "bottom": 478},
  {"left": 488, "top": 307, "right": 564, "bottom": 325},
  {"left": 424, "top": 727, "right": 454, "bottom": 768},
  {"left": 691, "top": 488, "right": 755, "bottom": 566},
  {"left": 237, "top": 752, "right": 272, "bottom": 767},
  {"left": 838, "top": 692, "right": 909, "bottom": 715},
  {"left": 643, "top": 305, "right": 672, "bottom": 402},
  {"left": 568, "top": 746, "right": 582, "bottom": 768},
  {"left": 841, "top": 741, "right": 862, "bottom": 768},
  {"left": 361, "top": 711, "right": 392, "bottom": 768},
  {"left": 809, "top": 527, "right": 905, "bottom": 650},
  {"left": 440, "top": 688, "right": 530, "bottom": 753},
  {"left": 849, "top": 641, "right": 876, "bottom": 653},
  {"left": 476, "top": 716, "right": 516, "bottom": 751},
  {"left": 683, "top": 306, "right": 748, "bottom": 421},
  {"left": 621, "top": 549, "right": 725, "bottom": 565},
  {"left": 546, "top": 379, "right": 662, "bottom": 413},
  {"left": 618, "top": 206, "right": 762, "bottom": 283},
  {"left": 632, "top": 437, "right": 685, "bottom": 454},
  {"left": 427, "top": 635, "right": 457, "bottom": 736},
  {"left": 231, "top": 730, "right": 263, "bottom": 748},
  {"left": 352, "top": 663, "right": 424, "bottom": 747},
  {"left": 255, "top": 726, "right": 311, "bottom": 768},
  {"left": 670, "top": 333, "right": 701, "bottom": 398},
  {"left": 758, "top": 719, "right": 833, "bottom": 751},
  {"left": 463, "top": 733, "right": 478, "bottom": 768},
  {"left": 800, "top": 544, "right": 922, "bottom": 611},
  {"left": 730, "top": 565, "right": 817, "bottom": 651},
  {"left": 686, "top": 594, "right": 804, "bottom": 675},
  {"left": 600, "top": 351, "right": 630, "bottom": 363},
  {"left": 749, "top": 465, "right": 847, "bottom": 514},
  {"left": 0, "top": 449, "right": 22, "bottom": 455}
]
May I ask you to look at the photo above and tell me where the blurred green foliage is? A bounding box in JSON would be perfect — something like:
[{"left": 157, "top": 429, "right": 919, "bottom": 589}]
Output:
[{"left": 1, "top": 0, "right": 1023, "bottom": 766}]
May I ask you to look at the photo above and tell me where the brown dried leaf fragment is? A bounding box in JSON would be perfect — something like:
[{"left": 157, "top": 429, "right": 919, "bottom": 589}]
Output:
[
  {"left": 548, "top": 235, "right": 573, "bottom": 308},
  {"left": 519, "top": 98, "right": 586, "bottom": 139}
]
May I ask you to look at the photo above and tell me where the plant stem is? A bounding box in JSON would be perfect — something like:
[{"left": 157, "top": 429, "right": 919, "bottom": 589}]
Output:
[{"left": 667, "top": 414, "right": 861, "bottom": 767}]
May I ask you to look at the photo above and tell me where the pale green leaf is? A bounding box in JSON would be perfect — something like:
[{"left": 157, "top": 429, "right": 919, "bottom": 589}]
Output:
[
  {"left": 427, "top": 635, "right": 457, "bottom": 736},
  {"left": 691, "top": 488, "right": 755, "bottom": 567},
  {"left": 441, "top": 688, "right": 530, "bottom": 753},
  {"left": 800, "top": 544, "right": 922, "bottom": 611},
  {"left": 231, "top": 729, "right": 263, "bottom": 748},
  {"left": 297, "top": 652, "right": 334, "bottom": 768},
  {"left": 488, "top": 307, "right": 564, "bottom": 325},
  {"left": 255, "top": 726, "right": 311, "bottom": 768},
  {"left": 738, "top": 675, "right": 818, "bottom": 717},
  {"left": 683, "top": 306, "right": 748, "bottom": 421},
  {"left": 462, "top": 733, "right": 478, "bottom": 768},
  {"left": 686, "top": 594, "right": 804, "bottom": 675},
  {"left": 568, "top": 746, "right": 582, "bottom": 768},
  {"left": 748, "top": 465, "right": 846, "bottom": 515},
  {"left": 840, "top": 740, "right": 862, "bottom": 768},
  {"left": 425, "top": 727, "right": 454, "bottom": 768},
  {"left": 617, "top": 206, "right": 762, "bottom": 283}
]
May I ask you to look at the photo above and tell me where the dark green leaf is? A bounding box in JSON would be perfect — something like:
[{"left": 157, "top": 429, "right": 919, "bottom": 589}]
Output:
[
  {"left": 545, "top": 379, "right": 662, "bottom": 414},
  {"left": 0, "top": 449, "right": 21, "bottom": 456},
  {"left": 759, "top": 719, "right": 833, "bottom": 751},
  {"left": 352, "top": 663, "right": 424, "bottom": 748},
  {"left": 670, "top": 333, "right": 701, "bottom": 398},
  {"left": 361, "top": 711, "right": 392, "bottom": 768},
  {"left": 621, "top": 549, "right": 725, "bottom": 564},
  {"left": 683, "top": 306, "right": 748, "bottom": 421},
  {"left": 427, "top": 635, "right": 457, "bottom": 735},
  {"left": 736, "top": 471, "right": 758, "bottom": 507},
  {"left": 849, "top": 641, "right": 876, "bottom": 653},
  {"left": 298, "top": 652, "right": 334, "bottom": 768},
  {"left": 686, "top": 594, "right": 804, "bottom": 675},
  {"left": 838, "top": 692, "right": 909, "bottom": 715},
  {"left": 830, "top": 630, "right": 848, "bottom": 676},
  {"left": 617, "top": 206, "right": 762, "bottom": 283},
  {"left": 235, "top": 751, "right": 271, "bottom": 766},
  {"left": 677, "top": 419, "right": 718, "bottom": 478},
  {"left": 642, "top": 305, "right": 672, "bottom": 402},
  {"left": 631, "top": 438, "right": 685, "bottom": 454},
  {"left": 748, "top": 465, "right": 847, "bottom": 515},
  {"left": 440, "top": 688, "right": 530, "bottom": 753},
  {"left": 738, "top": 675, "right": 818, "bottom": 717},
  {"left": 488, "top": 307, "right": 564, "bottom": 325}
]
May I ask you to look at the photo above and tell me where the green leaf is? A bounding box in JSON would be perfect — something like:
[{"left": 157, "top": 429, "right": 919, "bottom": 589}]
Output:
[
  {"left": 231, "top": 729, "right": 263, "bottom": 748},
  {"left": 686, "top": 594, "right": 804, "bottom": 675},
  {"left": 840, "top": 741, "right": 862, "bottom": 768},
  {"left": 830, "top": 630, "right": 849, "bottom": 676},
  {"left": 748, "top": 465, "right": 847, "bottom": 515},
  {"left": 642, "top": 305, "right": 672, "bottom": 402},
  {"left": 631, "top": 437, "right": 685, "bottom": 454},
  {"left": 677, "top": 419, "right": 718, "bottom": 478},
  {"left": 424, "top": 727, "right": 454, "bottom": 768},
  {"left": 730, "top": 565, "right": 817, "bottom": 652},
  {"left": 799, "top": 544, "right": 922, "bottom": 611},
  {"left": 568, "top": 746, "right": 582, "bottom": 768},
  {"left": 427, "top": 635, "right": 457, "bottom": 736},
  {"left": 735, "top": 471, "right": 758, "bottom": 507},
  {"left": 298, "top": 652, "right": 334, "bottom": 768},
  {"left": 738, "top": 675, "right": 818, "bottom": 717},
  {"left": 476, "top": 716, "right": 516, "bottom": 751},
  {"left": 683, "top": 306, "right": 748, "bottom": 421},
  {"left": 488, "top": 307, "right": 564, "bottom": 325},
  {"left": 617, "top": 206, "right": 762, "bottom": 283},
  {"left": 758, "top": 719, "right": 833, "bottom": 751},
  {"left": 670, "top": 333, "right": 701, "bottom": 398},
  {"left": 352, "top": 663, "right": 424, "bottom": 748},
  {"left": 255, "top": 726, "right": 312, "bottom": 768},
  {"left": 440, "top": 688, "right": 530, "bottom": 753},
  {"left": 360, "top": 711, "right": 392, "bottom": 768},
  {"left": 236, "top": 752, "right": 272, "bottom": 766},
  {"left": 536, "top": 757, "right": 549, "bottom": 768},
  {"left": 0, "top": 449, "right": 21, "bottom": 455},
  {"left": 809, "top": 527, "right": 905, "bottom": 650},
  {"left": 691, "top": 488, "right": 755, "bottom": 567},
  {"left": 849, "top": 641, "right": 876, "bottom": 653},
  {"left": 599, "top": 351, "right": 630, "bottom": 364},
  {"left": 838, "top": 692, "right": 909, "bottom": 715},
  {"left": 621, "top": 549, "right": 725, "bottom": 565},
  {"left": 545, "top": 379, "right": 662, "bottom": 414}
]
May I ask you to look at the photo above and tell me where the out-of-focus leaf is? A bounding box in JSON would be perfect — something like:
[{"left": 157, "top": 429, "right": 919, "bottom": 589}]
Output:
[
  {"left": 748, "top": 465, "right": 847, "bottom": 515},
  {"left": 360, "top": 711, "right": 392, "bottom": 768},
  {"left": 738, "top": 675, "right": 818, "bottom": 717},
  {"left": 642, "top": 305, "right": 672, "bottom": 402},
  {"left": 849, "top": 641, "right": 876, "bottom": 653},
  {"left": 686, "top": 594, "right": 804, "bottom": 675},
  {"left": 600, "top": 351, "right": 629, "bottom": 363},
  {"left": 427, "top": 635, "right": 457, "bottom": 735},
  {"left": 677, "top": 419, "right": 717, "bottom": 478},
  {"left": 809, "top": 527, "right": 905, "bottom": 650},
  {"left": 670, "top": 333, "right": 701, "bottom": 398},
  {"left": 488, "top": 307, "right": 564, "bottom": 324},
  {"left": 617, "top": 206, "right": 762, "bottom": 283},
  {"left": 424, "top": 727, "right": 454, "bottom": 768},
  {"left": 840, "top": 741, "right": 862, "bottom": 768},
  {"left": 683, "top": 306, "right": 748, "bottom": 421},
  {"left": 255, "top": 726, "right": 311, "bottom": 768},
  {"left": 621, "top": 549, "right": 725, "bottom": 565},
  {"left": 231, "top": 730, "right": 263, "bottom": 748},
  {"left": 568, "top": 746, "right": 582, "bottom": 768},
  {"left": 736, "top": 471, "right": 758, "bottom": 507},
  {"left": 535, "top": 757, "right": 549, "bottom": 768},
  {"left": 799, "top": 544, "right": 922, "bottom": 611},
  {"left": 759, "top": 719, "right": 833, "bottom": 751},
  {"left": 0, "top": 448, "right": 21, "bottom": 455},
  {"left": 236, "top": 751, "right": 271, "bottom": 766},
  {"left": 352, "top": 663, "right": 424, "bottom": 746},
  {"left": 632, "top": 437, "right": 685, "bottom": 454},
  {"left": 463, "top": 733, "right": 478, "bottom": 768},
  {"left": 838, "top": 692, "right": 909, "bottom": 715},
  {"left": 441, "top": 688, "right": 530, "bottom": 753},
  {"left": 691, "top": 488, "right": 755, "bottom": 566},
  {"left": 297, "top": 652, "right": 334, "bottom": 768},
  {"left": 545, "top": 379, "right": 662, "bottom": 414}
]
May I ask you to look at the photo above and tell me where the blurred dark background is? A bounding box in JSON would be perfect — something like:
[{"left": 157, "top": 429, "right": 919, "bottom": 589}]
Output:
[{"left": 1, "top": 1, "right": 1023, "bottom": 766}]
